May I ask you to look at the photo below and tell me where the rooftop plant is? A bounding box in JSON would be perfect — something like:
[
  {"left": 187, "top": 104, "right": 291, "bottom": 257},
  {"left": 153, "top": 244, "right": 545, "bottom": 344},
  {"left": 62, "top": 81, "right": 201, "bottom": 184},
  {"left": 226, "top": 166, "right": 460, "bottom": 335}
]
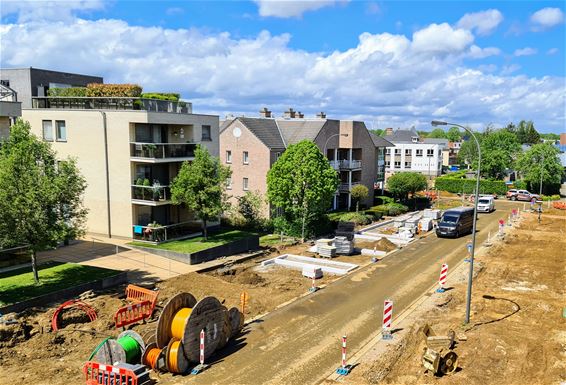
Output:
[
  {"left": 86, "top": 83, "right": 142, "bottom": 97},
  {"left": 141, "top": 92, "right": 180, "bottom": 101},
  {"left": 47, "top": 87, "right": 88, "bottom": 97}
]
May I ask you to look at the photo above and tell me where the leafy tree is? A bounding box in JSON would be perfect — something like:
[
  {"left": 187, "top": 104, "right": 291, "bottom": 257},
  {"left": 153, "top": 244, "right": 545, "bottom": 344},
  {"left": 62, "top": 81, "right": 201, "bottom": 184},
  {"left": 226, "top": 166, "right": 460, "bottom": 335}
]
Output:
[
  {"left": 267, "top": 140, "right": 338, "bottom": 240},
  {"left": 479, "top": 129, "right": 521, "bottom": 179},
  {"left": 369, "top": 129, "right": 384, "bottom": 137},
  {"left": 428, "top": 128, "right": 447, "bottom": 139},
  {"left": 516, "top": 143, "right": 563, "bottom": 194},
  {"left": 516, "top": 120, "right": 540, "bottom": 145},
  {"left": 540, "top": 133, "right": 560, "bottom": 141},
  {"left": 446, "top": 127, "right": 462, "bottom": 142},
  {"left": 237, "top": 190, "right": 265, "bottom": 229},
  {"left": 0, "top": 120, "right": 87, "bottom": 283},
  {"left": 503, "top": 122, "right": 516, "bottom": 134},
  {"left": 458, "top": 134, "right": 482, "bottom": 166},
  {"left": 170, "top": 145, "right": 231, "bottom": 240},
  {"left": 350, "top": 184, "right": 369, "bottom": 213},
  {"left": 387, "top": 172, "right": 427, "bottom": 201}
]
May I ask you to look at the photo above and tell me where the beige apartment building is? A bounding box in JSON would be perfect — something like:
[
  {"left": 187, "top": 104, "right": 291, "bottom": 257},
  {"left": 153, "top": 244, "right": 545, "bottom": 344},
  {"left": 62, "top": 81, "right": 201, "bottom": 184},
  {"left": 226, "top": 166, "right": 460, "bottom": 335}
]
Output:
[
  {"left": 1, "top": 68, "right": 219, "bottom": 242},
  {"left": 220, "top": 108, "right": 391, "bottom": 215}
]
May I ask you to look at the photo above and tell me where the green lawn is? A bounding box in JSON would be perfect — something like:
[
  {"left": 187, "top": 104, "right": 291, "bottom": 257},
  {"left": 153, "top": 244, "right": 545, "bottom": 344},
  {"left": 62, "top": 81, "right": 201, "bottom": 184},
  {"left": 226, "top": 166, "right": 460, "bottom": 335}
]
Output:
[
  {"left": 129, "top": 230, "right": 256, "bottom": 254},
  {"left": 0, "top": 262, "right": 119, "bottom": 306},
  {"left": 259, "top": 234, "right": 296, "bottom": 248}
]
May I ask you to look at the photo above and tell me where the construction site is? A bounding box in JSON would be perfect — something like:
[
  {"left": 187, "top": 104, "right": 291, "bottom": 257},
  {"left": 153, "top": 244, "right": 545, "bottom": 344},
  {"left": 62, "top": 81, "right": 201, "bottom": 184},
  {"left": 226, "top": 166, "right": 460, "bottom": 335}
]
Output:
[{"left": 0, "top": 200, "right": 564, "bottom": 385}]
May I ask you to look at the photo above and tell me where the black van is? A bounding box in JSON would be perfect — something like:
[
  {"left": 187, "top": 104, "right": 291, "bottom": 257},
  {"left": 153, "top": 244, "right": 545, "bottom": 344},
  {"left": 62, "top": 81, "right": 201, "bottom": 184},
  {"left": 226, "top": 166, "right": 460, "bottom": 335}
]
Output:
[{"left": 436, "top": 207, "right": 475, "bottom": 238}]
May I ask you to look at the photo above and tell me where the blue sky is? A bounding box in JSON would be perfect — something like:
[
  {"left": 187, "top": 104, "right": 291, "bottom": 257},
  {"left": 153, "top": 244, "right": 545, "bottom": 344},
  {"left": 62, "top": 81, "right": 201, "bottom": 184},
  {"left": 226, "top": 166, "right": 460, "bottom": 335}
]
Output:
[{"left": 1, "top": 1, "right": 565, "bottom": 132}]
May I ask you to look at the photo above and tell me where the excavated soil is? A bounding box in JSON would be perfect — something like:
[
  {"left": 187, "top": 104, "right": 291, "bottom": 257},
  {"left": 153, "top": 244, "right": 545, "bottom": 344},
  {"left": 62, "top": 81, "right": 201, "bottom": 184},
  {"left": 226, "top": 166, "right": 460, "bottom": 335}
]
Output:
[
  {"left": 355, "top": 238, "right": 398, "bottom": 252},
  {"left": 347, "top": 207, "right": 566, "bottom": 385}
]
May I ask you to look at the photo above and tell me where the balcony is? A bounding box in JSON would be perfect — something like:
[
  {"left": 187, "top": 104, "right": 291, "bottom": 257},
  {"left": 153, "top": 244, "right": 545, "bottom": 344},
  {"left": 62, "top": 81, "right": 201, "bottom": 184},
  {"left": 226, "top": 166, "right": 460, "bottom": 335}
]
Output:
[
  {"left": 131, "top": 184, "right": 171, "bottom": 206},
  {"left": 130, "top": 142, "right": 196, "bottom": 162},
  {"left": 338, "top": 181, "right": 361, "bottom": 192},
  {"left": 132, "top": 221, "right": 202, "bottom": 244},
  {"left": 31, "top": 97, "right": 193, "bottom": 114}
]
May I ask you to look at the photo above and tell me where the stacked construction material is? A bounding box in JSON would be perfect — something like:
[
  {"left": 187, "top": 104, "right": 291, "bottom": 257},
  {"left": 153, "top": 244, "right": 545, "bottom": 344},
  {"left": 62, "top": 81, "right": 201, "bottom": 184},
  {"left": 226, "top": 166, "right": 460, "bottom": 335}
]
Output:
[
  {"left": 419, "top": 218, "right": 434, "bottom": 231},
  {"left": 423, "top": 209, "right": 441, "bottom": 219},
  {"left": 302, "top": 266, "right": 323, "bottom": 279},
  {"left": 316, "top": 238, "right": 333, "bottom": 252},
  {"left": 334, "top": 236, "right": 354, "bottom": 255},
  {"left": 335, "top": 221, "right": 355, "bottom": 241},
  {"left": 318, "top": 244, "right": 337, "bottom": 258}
]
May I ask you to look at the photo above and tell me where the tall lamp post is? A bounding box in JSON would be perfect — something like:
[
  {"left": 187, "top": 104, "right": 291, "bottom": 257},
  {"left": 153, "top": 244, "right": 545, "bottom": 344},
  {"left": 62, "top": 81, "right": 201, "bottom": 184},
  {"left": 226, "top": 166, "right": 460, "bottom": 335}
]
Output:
[{"left": 432, "top": 120, "right": 481, "bottom": 325}]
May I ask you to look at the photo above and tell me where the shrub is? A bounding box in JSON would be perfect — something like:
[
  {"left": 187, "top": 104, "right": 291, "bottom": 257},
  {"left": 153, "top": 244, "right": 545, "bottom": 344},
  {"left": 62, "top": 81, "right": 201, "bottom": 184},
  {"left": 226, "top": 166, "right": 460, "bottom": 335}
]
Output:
[
  {"left": 47, "top": 87, "right": 88, "bottom": 97},
  {"left": 375, "top": 195, "right": 394, "bottom": 205},
  {"left": 141, "top": 92, "right": 180, "bottom": 101},
  {"left": 364, "top": 210, "right": 383, "bottom": 220},
  {"left": 434, "top": 177, "right": 507, "bottom": 195},
  {"left": 372, "top": 203, "right": 409, "bottom": 216},
  {"left": 542, "top": 194, "right": 561, "bottom": 201},
  {"left": 337, "top": 212, "right": 373, "bottom": 225},
  {"left": 86, "top": 83, "right": 142, "bottom": 97},
  {"left": 513, "top": 180, "right": 527, "bottom": 190}
]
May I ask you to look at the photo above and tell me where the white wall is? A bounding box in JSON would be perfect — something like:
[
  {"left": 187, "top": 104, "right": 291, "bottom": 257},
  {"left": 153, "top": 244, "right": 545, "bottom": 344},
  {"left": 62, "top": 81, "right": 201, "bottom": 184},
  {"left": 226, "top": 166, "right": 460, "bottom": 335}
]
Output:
[{"left": 384, "top": 142, "right": 442, "bottom": 176}]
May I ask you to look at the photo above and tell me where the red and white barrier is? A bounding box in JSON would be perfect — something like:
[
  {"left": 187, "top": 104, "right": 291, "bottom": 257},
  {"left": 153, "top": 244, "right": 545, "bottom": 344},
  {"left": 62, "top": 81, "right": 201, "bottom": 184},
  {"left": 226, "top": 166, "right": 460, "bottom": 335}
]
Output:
[
  {"left": 199, "top": 329, "right": 205, "bottom": 365},
  {"left": 382, "top": 299, "right": 393, "bottom": 340},
  {"left": 341, "top": 335, "right": 347, "bottom": 367},
  {"left": 335, "top": 335, "right": 351, "bottom": 375},
  {"left": 437, "top": 263, "right": 448, "bottom": 292}
]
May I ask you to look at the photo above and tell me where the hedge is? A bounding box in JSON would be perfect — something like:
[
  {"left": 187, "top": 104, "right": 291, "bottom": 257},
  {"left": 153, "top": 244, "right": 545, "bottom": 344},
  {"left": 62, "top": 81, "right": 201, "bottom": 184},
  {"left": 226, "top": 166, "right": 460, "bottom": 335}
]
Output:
[
  {"left": 141, "top": 92, "right": 180, "bottom": 101},
  {"left": 86, "top": 83, "right": 142, "bottom": 97},
  {"left": 434, "top": 177, "right": 507, "bottom": 195},
  {"left": 371, "top": 203, "right": 408, "bottom": 216},
  {"left": 47, "top": 87, "right": 88, "bottom": 97},
  {"left": 364, "top": 210, "right": 383, "bottom": 220}
]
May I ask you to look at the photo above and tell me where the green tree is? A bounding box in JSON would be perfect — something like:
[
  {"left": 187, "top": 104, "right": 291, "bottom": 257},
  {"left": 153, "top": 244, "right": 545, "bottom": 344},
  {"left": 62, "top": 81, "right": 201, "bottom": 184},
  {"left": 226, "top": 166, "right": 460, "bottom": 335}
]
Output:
[
  {"left": 170, "top": 145, "right": 231, "bottom": 240},
  {"left": 516, "top": 120, "right": 540, "bottom": 145},
  {"left": 387, "top": 172, "right": 427, "bottom": 201},
  {"left": 503, "top": 122, "right": 516, "bottom": 134},
  {"left": 458, "top": 134, "right": 482, "bottom": 166},
  {"left": 540, "top": 133, "right": 560, "bottom": 141},
  {"left": 267, "top": 140, "right": 338, "bottom": 240},
  {"left": 479, "top": 129, "right": 521, "bottom": 179},
  {"left": 428, "top": 128, "right": 447, "bottom": 139},
  {"left": 0, "top": 120, "right": 87, "bottom": 283},
  {"left": 350, "top": 184, "right": 369, "bottom": 213},
  {"left": 237, "top": 190, "right": 265, "bottom": 229},
  {"left": 369, "top": 129, "right": 384, "bottom": 137},
  {"left": 516, "top": 143, "right": 563, "bottom": 194},
  {"left": 446, "top": 127, "right": 462, "bottom": 142}
]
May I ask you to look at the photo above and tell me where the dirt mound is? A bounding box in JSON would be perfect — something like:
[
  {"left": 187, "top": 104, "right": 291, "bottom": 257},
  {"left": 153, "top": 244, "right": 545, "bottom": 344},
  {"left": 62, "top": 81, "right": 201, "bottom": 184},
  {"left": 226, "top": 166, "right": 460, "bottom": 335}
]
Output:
[
  {"left": 356, "top": 237, "right": 397, "bottom": 252},
  {"left": 233, "top": 270, "right": 266, "bottom": 286}
]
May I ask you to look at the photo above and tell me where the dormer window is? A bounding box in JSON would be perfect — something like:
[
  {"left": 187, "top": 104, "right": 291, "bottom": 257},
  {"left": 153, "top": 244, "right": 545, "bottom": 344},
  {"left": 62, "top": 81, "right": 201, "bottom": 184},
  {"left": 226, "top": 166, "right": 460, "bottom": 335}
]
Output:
[{"left": 411, "top": 136, "right": 419, "bottom": 143}]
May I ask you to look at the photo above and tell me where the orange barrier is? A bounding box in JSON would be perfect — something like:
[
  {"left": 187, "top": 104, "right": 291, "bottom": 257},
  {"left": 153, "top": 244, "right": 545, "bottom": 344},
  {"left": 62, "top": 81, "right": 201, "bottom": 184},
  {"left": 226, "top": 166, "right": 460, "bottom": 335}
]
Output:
[
  {"left": 52, "top": 299, "right": 97, "bottom": 331},
  {"left": 114, "top": 285, "right": 159, "bottom": 329},
  {"left": 553, "top": 201, "right": 566, "bottom": 210},
  {"left": 83, "top": 361, "right": 138, "bottom": 385}
]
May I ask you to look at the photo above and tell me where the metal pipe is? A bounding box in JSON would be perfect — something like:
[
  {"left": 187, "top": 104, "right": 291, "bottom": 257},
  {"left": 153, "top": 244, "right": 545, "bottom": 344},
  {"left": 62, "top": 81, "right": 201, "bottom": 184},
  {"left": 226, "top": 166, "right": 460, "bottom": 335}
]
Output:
[{"left": 100, "top": 111, "right": 112, "bottom": 238}]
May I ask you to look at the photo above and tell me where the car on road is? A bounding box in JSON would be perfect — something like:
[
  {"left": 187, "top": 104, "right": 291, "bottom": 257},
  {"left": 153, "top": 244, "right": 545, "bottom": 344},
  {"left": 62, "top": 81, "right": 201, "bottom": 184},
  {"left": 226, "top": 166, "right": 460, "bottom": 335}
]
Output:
[
  {"left": 436, "top": 207, "right": 475, "bottom": 238},
  {"left": 506, "top": 189, "right": 540, "bottom": 202},
  {"left": 477, "top": 196, "right": 495, "bottom": 213}
]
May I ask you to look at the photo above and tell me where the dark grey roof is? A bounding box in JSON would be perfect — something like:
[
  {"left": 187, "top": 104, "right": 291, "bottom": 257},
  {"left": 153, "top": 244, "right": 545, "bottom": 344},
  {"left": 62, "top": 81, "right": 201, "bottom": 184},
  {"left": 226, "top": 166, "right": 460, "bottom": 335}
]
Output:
[
  {"left": 369, "top": 132, "right": 394, "bottom": 147},
  {"left": 383, "top": 129, "right": 420, "bottom": 143},
  {"left": 232, "top": 117, "right": 286, "bottom": 149},
  {"left": 276, "top": 119, "right": 327, "bottom": 145},
  {"left": 423, "top": 138, "right": 449, "bottom": 145},
  {"left": 219, "top": 118, "right": 234, "bottom": 133}
]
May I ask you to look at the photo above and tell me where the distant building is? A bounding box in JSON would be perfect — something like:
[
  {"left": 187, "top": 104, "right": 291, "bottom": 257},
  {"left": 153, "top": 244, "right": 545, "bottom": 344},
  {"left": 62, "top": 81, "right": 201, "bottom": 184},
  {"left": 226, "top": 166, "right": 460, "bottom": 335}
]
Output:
[{"left": 0, "top": 82, "right": 21, "bottom": 139}]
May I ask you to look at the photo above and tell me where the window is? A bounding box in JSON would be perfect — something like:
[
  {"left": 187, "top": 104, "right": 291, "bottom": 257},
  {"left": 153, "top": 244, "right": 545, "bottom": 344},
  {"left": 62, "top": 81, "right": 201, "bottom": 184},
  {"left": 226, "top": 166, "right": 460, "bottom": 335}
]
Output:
[
  {"left": 394, "top": 148, "right": 401, "bottom": 155},
  {"left": 385, "top": 160, "right": 390, "bottom": 167},
  {"left": 385, "top": 148, "right": 391, "bottom": 155},
  {"left": 394, "top": 161, "right": 401, "bottom": 168},
  {"left": 416, "top": 149, "right": 423, "bottom": 157},
  {"left": 226, "top": 150, "right": 232, "bottom": 163},
  {"left": 243, "top": 151, "right": 249, "bottom": 164},
  {"left": 405, "top": 149, "right": 411, "bottom": 156},
  {"left": 226, "top": 177, "right": 232, "bottom": 190},
  {"left": 55, "top": 120, "right": 66, "bottom": 141},
  {"left": 243, "top": 177, "right": 249, "bottom": 191},
  {"left": 42, "top": 120, "right": 53, "bottom": 141},
  {"left": 201, "top": 125, "right": 211, "bottom": 141},
  {"left": 0, "top": 80, "right": 9, "bottom": 87},
  {"left": 405, "top": 161, "right": 411, "bottom": 168},
  {"left": 275, "top": 152, "right": 281, "bottom": 160},
  {"left": 427, "top": 149, "right": 434, "bottom": 157}
]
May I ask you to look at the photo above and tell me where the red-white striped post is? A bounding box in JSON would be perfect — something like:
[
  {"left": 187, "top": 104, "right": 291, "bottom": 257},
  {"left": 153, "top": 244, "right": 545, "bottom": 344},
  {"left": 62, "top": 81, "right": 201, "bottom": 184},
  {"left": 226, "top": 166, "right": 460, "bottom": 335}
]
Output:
[
  {"left": 341, "top": 335, "right": 347, "bottom": 368},
  {"left": 382, "top": 299, "right": 393, "bottom": 340},
  {"left": 437, "top": 263, "right": 448, "bottom": 293},
  {"left": 199, "top": 329, "right": 205, "bottom": 365}
]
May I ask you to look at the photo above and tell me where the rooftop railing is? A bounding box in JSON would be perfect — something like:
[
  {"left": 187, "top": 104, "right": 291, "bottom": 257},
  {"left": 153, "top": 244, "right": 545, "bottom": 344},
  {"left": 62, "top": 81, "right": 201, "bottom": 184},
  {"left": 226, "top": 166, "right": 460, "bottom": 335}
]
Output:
[{"left": 31, "top": 96, "right": 192, "bottom": 114}]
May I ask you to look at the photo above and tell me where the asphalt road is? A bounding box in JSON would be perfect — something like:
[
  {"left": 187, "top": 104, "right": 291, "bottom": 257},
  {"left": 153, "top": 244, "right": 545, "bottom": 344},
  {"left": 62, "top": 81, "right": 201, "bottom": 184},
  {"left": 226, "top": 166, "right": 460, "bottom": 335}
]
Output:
[{"left": 176, "top": 201, "right": 515, "bottom": 385}]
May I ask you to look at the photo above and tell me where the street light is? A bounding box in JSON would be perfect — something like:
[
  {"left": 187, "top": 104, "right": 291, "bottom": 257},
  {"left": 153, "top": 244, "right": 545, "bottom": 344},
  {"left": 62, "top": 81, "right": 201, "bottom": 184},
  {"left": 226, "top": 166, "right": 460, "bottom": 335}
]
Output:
[{"left": 431, "top": 120, "right": 481, "bottom": 325}]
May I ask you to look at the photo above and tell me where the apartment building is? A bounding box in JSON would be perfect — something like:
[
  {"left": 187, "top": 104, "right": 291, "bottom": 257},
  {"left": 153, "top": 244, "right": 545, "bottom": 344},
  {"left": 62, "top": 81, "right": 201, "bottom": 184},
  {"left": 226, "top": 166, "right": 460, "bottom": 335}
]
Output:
[
  {"left": 382, "top": 128, "right": 443, "bottom": 178},
  {"left": 0, "top": 83, "right": 21, "bottom": 138},
  {"left": 220, "top": 108, "right": 392, "bottom": 215},
  {"left": 1, "top": 67, "right": 219, "bottom": 242}
]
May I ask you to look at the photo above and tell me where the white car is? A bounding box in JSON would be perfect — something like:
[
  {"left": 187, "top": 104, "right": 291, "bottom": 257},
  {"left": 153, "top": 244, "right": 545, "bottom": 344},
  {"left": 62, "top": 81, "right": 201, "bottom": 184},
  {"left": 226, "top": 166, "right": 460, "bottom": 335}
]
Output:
[{"left": 477, "top": 196, "right": 495, "bottom": 213}]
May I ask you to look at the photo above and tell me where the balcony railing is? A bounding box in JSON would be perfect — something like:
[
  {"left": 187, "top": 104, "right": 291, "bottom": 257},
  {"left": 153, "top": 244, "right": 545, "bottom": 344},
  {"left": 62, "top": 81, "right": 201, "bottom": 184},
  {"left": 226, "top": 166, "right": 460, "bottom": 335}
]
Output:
[
  {"left": 339, "top": 181, "right": 361, "bottom": 192},
  {"left": 130, "top": 142, "right": 196, "bottom": 159},
  {"left": 131, "top": 185, "right": 171, "bottom": 202},
  {"left": 329, "top": 159, "right": 362, "bottom": 170},
  {"left": 31, "top": 96, "right": 193, "bottom": 114},
  {"left": 132, "top": 221, "right": 202, "bottom": 244}
]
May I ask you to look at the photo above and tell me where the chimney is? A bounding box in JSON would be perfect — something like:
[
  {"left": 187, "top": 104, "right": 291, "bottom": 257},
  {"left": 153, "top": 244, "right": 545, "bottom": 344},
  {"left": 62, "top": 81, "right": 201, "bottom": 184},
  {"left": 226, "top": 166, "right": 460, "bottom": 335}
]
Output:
[
  {"left": 385, "top": 127, "right": 393, "bottom": 135},
  {"left": 297, "top": 111, "right": 304, "bottom": 118},
  {"left": 283, "top": 108, "right": 296, "bottom": 119},
  {"left": 316, "top": 111, "right": 326, "bottom": 119},
  {"left": 259, "top": 107, "right": 272, "bottom": 118}
]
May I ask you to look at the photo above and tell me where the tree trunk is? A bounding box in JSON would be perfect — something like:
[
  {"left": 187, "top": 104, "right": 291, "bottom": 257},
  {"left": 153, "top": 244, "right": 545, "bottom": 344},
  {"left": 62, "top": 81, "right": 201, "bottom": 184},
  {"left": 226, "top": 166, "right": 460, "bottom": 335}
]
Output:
[
  {"left": 202, "top": 219, "right": 208, "bottom": 241},
  {"left": 356, "top": 200, "right": 359, "bottom": 213},
  {"left": 31, "top": 250, "right": 39, "bottom": 284}
]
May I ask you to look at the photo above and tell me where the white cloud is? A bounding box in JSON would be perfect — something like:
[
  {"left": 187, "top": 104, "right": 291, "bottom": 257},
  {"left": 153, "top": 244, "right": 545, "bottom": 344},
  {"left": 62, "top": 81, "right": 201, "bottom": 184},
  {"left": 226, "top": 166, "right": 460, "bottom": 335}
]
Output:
[
  {"left": 530, "top": 7, "right": 564, "bottom": 30},
  {"left": 412, "top": 23, "right": 474, "bottom": 53},
  {"left": 0, "top": 16, "right": 564, "bottom": 132},
  {"left": 457, "top": 9, "right": 504, "bottom": 36},
  {"left": 0, "top": 0, "right": 104, "bottom": 23},
  {"left": 514, "top": 47, "right": 537, "bottom": 57},
  {"left": 254, "top": 0, "right": 344, "bottom": 18},
  {"left": 547, "top": 48, "right": 559, "bottom": 55}
]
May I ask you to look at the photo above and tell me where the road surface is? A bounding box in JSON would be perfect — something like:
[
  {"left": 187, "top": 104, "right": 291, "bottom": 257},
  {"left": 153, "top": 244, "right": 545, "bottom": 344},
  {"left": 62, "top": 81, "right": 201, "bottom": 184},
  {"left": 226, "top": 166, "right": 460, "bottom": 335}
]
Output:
[{"left": 172, "top": 201, "right": 515, "bottom": 385}]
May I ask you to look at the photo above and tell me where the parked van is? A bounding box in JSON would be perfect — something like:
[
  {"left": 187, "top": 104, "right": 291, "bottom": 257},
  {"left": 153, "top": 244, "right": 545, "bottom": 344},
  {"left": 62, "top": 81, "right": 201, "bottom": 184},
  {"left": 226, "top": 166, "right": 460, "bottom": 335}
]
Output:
[
  {"left": 436, "top": 207, "right": 475, "bottom": 238},
  {"left": 477, "top": 196, "right": 495, "bottom": 213}
]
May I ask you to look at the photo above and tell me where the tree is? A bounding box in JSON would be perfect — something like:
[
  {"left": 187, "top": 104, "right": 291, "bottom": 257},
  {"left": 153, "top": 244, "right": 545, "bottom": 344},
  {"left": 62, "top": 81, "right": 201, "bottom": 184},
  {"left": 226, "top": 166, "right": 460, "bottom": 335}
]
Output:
[
  {"left": 237, "top": 190, "right": 265, "bottom": 229},
  {"left": 350, "top": 184, "right": 369, "bottom": 213},
  {"left": 369, "top": 129, "right": 384, "bottom": 137},
  {"left": 516, "top": 120, "right": 540, "bottom": 145},
  {"left": 170, "top": 145, "right": 231, "bottom": 240},
  {"left": 458, "top": 134, "right": 482, "bottom": 166},
  {"left": 446, "top": 127, "right": 462, "bottom": 142},
  {"left": 479, "top": 129, "right": 521, "bottom": 179},
  {"left": 428, "top": 128, "right": 447, "bottom": 139},
  {"left": 0, "top": 120, "right": 87, "bottom": 283},
  {"left": 387, "top": 172, "right": 427, "bottom": 201},
  {"left": 267, "top": 140, "right": 338, "bottom": 240},
  {"left": 516, "top": 143, "right": 563, "bottom": 194}
]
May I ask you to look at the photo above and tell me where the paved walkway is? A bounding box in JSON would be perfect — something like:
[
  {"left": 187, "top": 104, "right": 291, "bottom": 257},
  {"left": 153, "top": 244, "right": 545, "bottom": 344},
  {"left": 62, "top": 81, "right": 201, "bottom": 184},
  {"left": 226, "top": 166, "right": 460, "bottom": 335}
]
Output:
[{"left": 37, "top": 235, "right": 263, "bottom": 283}]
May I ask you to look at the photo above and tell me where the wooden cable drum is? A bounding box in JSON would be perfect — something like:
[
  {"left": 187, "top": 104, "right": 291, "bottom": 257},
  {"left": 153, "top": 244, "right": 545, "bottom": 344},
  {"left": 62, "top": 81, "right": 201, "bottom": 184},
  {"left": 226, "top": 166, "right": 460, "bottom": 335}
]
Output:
[
  {"left": 116, "top": 330, "right": 146, "bottom": 364},
  {"left": 156, "top": 292, "right": 197, "bottom": 348},
  {"left": 228, "top": 307, "right": 244, "bottom": 339},
  {"left": 182, "top": 296, "right": 225, "bottom": 363},
  {"left": 142, "top": 342, "right": 168, "bottom": 372},
  {"left": 92, "top": 338, "right": 125, "bottom": 365},
  {"left": 166, "top": 338, "right": 189, "bottom": 374},
  {"left": 216, "top": 306, "right": 232, "bottom": 350},
  {"left": 140, "top": 330, "right": 156, "bottom": 345}
]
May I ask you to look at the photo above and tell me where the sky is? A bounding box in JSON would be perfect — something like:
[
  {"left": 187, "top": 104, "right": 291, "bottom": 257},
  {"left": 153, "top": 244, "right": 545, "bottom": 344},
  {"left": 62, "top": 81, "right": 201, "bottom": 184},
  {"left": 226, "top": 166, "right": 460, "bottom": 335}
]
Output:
[{"left": 1, "top": 0, "right": 565, "bottom": 133}]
